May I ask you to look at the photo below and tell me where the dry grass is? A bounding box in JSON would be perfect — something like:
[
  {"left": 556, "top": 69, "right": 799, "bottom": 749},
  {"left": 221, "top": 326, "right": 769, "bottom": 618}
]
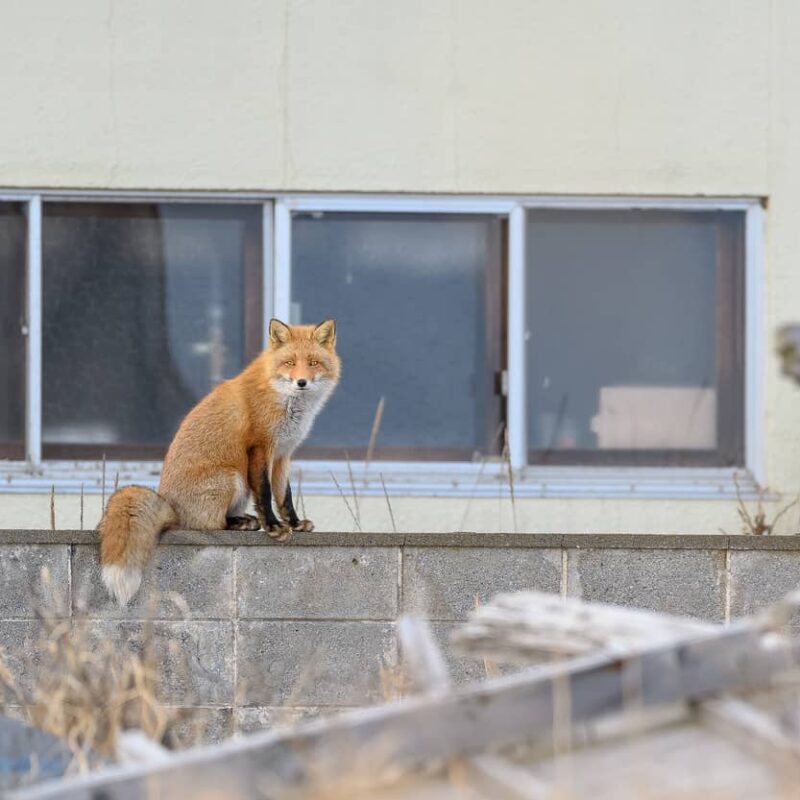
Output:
[
  {"left": 502, "top": 425, "right": 518, "bottom": 534},
  {"left": 0, "top": 571, "right": 206, "bottom": 776},
  {"left": 330, "top": 470, "right": 361, "bottom": 531},
  {"left": 364, "top": 396, "right": 386, "bottom": 478},
  {"left": 473, "top": 595, "right": 501, "bottom": 680},
  {"left": 721, "top": 474, "right": 800, "bottom": 536},
  {"left": 344, "top": 451, "right": 362, "bottom": 529},
  {"left": 379, "top": 659, "right": 412, "bottom": 703},
  {"left": 379, "top": 473, "right": 398, "bottom": 533}
]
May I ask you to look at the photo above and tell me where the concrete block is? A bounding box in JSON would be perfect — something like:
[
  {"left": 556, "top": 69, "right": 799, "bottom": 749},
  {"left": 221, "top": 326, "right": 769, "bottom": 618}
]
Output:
[
  {"left": 730, "top": 550, "right": 800, "bottom": 622},
  {"left": 87, "top": 621, "right": 235, "bottom": 706},
  {"left": 427, "top": 622, "right": 523, "bottom": 687},
  {"left": 234, "top": 706, "right": 337, "bottom": 735},
  {"left": 72, "top": 545, "right": 233, "bottom": 619},
  {"left": 237, "top": 621, "right": 396, "bottom": 707},
  {"left": 237, "top": 547, "right": 398, "bottom": 620},
  {"left": 729, "top": 535, "right": 800, "bottom": 551},
  {"left": 402, "top": 547, "right": 562, "bottom": 621},
  {"left": 0, "top": 545, "right": 70, "bottom": 618},
  {"left": 561, "top": 534, "right": 727, "bottom": 551},
  {"left": 566, "top": 548, "right": 725, "bottom": 621},
  {"left": 165, "top": 707, "right": 234, "bottom": 746},
  {"left": 0, "top": 621, "right": 46, "bottom": 701}
]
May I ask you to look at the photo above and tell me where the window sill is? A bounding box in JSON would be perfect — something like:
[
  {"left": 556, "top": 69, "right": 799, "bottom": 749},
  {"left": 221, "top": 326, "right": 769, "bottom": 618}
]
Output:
[{"left": 0, "top": 460, "right": 764, "bottom": 500}]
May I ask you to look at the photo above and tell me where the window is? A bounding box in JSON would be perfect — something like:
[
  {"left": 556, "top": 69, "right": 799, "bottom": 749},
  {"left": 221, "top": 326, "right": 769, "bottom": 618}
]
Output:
[
  {"left": 41, "top": 203, "right": 263, "bottom": 459},
  {"left": 0, "top": 193, "right": 759, "bottom": 489},
  {"left": 525, "top": 209, "right": 745, "bottom": 467},
  {"left": 290, "top": 212, "right": 504, "bottom": 460},
  {"left": 0, "top": 203, "right": 26, "bottom": 459}
]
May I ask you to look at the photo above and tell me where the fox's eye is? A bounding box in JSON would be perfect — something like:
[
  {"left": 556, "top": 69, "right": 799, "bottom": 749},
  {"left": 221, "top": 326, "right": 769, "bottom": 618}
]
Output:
[
  {"left": 284, "top": 360, "right": 295, "bottom": 367},
  {"left": 309, "top": 360, "right": 319, "bottom": 367}
]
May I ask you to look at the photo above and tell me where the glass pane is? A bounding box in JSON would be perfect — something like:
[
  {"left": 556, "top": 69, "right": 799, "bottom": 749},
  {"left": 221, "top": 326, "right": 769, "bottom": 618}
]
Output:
[
  {"left": 526, "top": 210, "right": 741, "bottom": 457},
  {"left": 291, "top": 213, "right": 500, "bottom": 458},
  {"left": 42, "top": 203, "right": 261, "bottom": 454},
  {"left": 0, "top": 203, "right": 26, "bottom": 456}
]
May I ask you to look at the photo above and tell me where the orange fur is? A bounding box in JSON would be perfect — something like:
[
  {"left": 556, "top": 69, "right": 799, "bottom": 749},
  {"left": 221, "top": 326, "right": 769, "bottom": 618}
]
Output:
[{"left": 98, "top": 319, "right": 340, "bottom": 604}]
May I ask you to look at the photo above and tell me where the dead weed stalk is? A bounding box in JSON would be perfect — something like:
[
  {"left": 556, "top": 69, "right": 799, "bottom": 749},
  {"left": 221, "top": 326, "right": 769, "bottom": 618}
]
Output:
[
  {"left": 723, "top": 474, "right": 800, "bottom": 536},
  {"left": 0, "top": 572, "right": 205, "bottom": 773}
]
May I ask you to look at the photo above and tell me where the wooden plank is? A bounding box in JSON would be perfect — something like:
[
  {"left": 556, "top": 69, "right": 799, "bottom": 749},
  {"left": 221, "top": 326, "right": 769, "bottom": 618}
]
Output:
[
  {"left": 399, "top": 616, "right": 549, "bottom": 800},
  {"left": 452, "top": 590, "right": 713, "bottom": 662},
  {"left": 700, "top": 697, "right": 800, "bottom": 767},
  {"left": 115, "top": 731, "right": 171, "bottom": 767},
  {"left": 461, "top": 755, "right": 551, "bottom": 800},
  {"left": 14, "top": 615, "right": 798, "bottom": 800},
  {"left": 527, "top": 719, "right": 781, "bottom": 799}
]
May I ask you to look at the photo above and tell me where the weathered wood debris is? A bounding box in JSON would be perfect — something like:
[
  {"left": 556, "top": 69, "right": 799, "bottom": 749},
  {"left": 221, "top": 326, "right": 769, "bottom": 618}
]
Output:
[{"left": 10, "top": 590, "right": 800, "bottom": 799}]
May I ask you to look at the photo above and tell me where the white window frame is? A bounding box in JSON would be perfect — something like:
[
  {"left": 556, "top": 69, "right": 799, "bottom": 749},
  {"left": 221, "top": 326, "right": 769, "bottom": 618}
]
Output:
[{"left": 0, "top": 190, "right": 765, "bottom": 500}]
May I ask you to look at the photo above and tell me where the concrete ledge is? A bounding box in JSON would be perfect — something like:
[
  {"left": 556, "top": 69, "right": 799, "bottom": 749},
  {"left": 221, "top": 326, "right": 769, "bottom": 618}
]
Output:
[
  {"left": 1, "top": 529, "right": 800, "bottom": 550},
  {"left": 2, "top": 528, "right": 800, "bottom": 742}
]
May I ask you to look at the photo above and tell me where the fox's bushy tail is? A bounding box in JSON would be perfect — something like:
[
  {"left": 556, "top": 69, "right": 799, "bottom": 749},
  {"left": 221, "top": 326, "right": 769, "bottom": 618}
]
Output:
[{"left": 98, "top": 486, "right": 178, "bottom": 605}]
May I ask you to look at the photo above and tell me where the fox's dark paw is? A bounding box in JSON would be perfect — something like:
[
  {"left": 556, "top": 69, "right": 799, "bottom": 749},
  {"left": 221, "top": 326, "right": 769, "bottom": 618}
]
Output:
[
  {"left": 265, "top": 522, "right": 292, "bottom": 542},
  {"left": 226, "top": 514, "right": 261, "bottom": 531},
  {"left": 292, "top": 519, "right": 314, "bottom": 532}
]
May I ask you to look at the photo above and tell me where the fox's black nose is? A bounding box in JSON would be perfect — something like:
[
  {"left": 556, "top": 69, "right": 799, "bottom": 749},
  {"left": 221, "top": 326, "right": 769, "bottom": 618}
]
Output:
[{"left": 297, "top": 379, "right": 307, "bottom": 388}]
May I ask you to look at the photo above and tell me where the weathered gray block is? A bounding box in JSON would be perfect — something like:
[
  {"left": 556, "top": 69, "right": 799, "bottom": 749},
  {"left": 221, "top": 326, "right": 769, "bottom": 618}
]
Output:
[
  {"left": 87, "top": 621, "right": 234, "bottom": 706},
  {"left": 566, "top": 548, "right": 725, "bottom": 621},
  {"left": 71, "top": 545, "right": 233, "bottom": 619},
  {"left": 426, "top": 622, "right": 522, "bottom": 686},
  {"left": 237, "top": 621, "right": 395, "bottom": 707},
  {"left": 0, "top": 545, "right": 70, "bottom": 618},
  {"left": 234, "top": 706, "right": 337, "bottom": 735},
  {"left": 237, "top": 547, "right": 398, "bottom": 620},
  {"left": 402, "top": 547, "right": 562, "bottom": 621},
  {"left": 730, "top": 550, "right": 800, "bottom": 621},
  {"left": 164, "top": 707, "right": 234, "bottom": 746},
  {"left": 0, "top": 621, "right": 46, "bottom": 701}
]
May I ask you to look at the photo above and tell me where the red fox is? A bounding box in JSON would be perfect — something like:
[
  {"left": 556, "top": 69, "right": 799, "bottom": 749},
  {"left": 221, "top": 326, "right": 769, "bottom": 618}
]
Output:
[{"left": 98, "top": 319, "right": 340, "bottom": 605}]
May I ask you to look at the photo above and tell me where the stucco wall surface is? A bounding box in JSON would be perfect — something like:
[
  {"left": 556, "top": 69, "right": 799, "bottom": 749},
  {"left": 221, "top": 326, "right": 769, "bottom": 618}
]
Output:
[
  {"left": 2, "top": 1, "right": 800, "bottom": 525},
  {"left": 0, "top": 0, "right": 772, "bottom": 195}
]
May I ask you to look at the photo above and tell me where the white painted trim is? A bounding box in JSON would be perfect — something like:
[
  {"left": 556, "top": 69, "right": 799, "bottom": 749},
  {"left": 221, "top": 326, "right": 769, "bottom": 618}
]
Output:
[
  {"left": 261, "top": 202, "right": 274, "bottom": 347},
  {"left": 273, "top": 199, "right": 292, "bottom": 323},
  {"left": 38, "top": 190, "right": 271, "bottom": 204},
  {"left": 507, "top": 205, "right": 527, "bottom": 468},
  {"left": 283, "top": 195, "right": 516, "bottom": 214},
  {"left": 518, "top": 196, "right": 757, "bottom": 211},
  {"left": 0, "top": 193, "right": 36, "bottom": 203},
  {"left": 0, "top": 188, "right": 760, "bottom": 210},
  {"left": 745, "top": 204, "right": 766, "bottom": 486},
  {"left": 24, "top": 197, "right": 42, "bottom": 465},
  {"left": 0, "top": 459, "right": 764, "bottom": 500}
]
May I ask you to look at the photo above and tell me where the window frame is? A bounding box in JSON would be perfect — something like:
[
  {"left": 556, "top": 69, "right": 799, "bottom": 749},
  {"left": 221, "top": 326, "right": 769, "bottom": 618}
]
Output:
[
  {"left": 37, "top": 200, "right": 266, "bottom": 461},
  {"left": 0, "top": 190, "right": 765, "bottom": 499},
  {"left": 280, "top": 202, "right": 510, "bottom": 462},
  {"left": 0, "top": 199, "right": 31, "bottom": 460},
  {"left": 523, "top": 208, "right": 746, "bottom": 468}
]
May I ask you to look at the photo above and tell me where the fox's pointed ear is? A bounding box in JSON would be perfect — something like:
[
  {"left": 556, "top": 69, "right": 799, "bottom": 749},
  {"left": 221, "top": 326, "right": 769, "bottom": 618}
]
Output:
[
  {"left": 268, "top": 319, "right": 292, "bottom": 347},
  {"left": 313, "top": 319, "right": 336, "bottom": 349}
]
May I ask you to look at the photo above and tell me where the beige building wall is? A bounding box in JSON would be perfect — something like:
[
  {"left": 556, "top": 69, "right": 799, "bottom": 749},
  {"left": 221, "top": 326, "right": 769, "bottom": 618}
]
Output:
[{"left": 1, "top": 0, "right": 798, "bottom": 533}]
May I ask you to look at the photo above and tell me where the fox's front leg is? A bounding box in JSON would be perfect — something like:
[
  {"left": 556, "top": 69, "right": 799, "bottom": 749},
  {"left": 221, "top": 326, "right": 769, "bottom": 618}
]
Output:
[
  {"left": 247, "top": 447, "right": 290, "bottom": 540},
  {"left": 272, "top": 455, "right": 314, "bottom": 533}
]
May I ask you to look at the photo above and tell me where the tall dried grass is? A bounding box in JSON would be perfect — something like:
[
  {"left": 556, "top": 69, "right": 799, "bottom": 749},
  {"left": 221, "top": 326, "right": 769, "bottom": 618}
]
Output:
[{"left": 0, "top": 570, "right": 204, "bottom": 775}]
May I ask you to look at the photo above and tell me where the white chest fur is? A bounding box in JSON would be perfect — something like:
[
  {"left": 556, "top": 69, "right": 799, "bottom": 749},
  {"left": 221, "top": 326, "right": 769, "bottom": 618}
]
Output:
[{"left": 273, "top": 391, "right": 328, "bottom": 455}]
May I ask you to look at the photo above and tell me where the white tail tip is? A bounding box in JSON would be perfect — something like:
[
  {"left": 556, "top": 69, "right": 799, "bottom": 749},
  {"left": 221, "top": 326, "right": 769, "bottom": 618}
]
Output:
[{"left": 102, "top": 564, "right": 142, "bottom": 606}]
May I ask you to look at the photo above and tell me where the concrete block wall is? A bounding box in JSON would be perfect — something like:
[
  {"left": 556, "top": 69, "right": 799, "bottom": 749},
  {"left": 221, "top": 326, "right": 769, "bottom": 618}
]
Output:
[{"left": 1, "top": 531, "right": 799, "bottom": 743}]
